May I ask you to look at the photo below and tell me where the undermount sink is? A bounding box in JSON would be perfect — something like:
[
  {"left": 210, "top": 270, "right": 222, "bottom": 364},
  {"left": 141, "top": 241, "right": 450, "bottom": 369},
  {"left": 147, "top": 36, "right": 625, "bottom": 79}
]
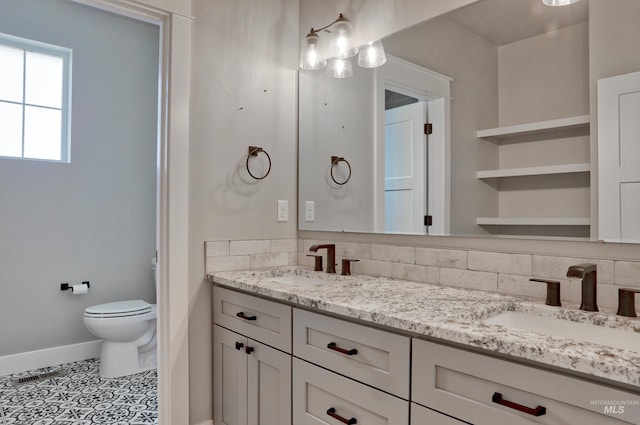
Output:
[
  {"left": 483, "top": 311, "right": 640, "bottom": 353},
  {"left": 267, "top": 274, "right": 327, "bottom": 286}
]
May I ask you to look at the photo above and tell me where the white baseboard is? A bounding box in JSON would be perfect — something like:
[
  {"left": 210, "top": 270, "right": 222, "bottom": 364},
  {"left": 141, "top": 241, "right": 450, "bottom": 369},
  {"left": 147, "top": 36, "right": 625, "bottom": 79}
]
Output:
[
  {"left": 0, "top": 340, "right": 102, "bottom": 376},
  {"left": 193, "top": 421, "right": 213, "bottom": 425}
]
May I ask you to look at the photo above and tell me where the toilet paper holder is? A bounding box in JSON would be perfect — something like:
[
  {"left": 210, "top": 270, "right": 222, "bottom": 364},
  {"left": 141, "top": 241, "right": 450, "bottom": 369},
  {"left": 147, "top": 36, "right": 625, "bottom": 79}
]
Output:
[{"left": 61, "top": 281, "right": 90, "bottom": 291}]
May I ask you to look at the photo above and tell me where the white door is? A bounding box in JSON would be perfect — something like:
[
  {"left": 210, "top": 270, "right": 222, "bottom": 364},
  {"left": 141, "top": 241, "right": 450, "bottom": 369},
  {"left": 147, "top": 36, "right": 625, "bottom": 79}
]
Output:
[
  {"left": 214, "top": 326, "right": 248, "bottom": 425},
  {"left": 247, "top": 339, "right": 292, "bottom": 425},
  {"left": 598, "top": 71, "right": 640, "bottom": 243},
  {"left": 384, "top": 101, "right": 427, "bottom": 234}
]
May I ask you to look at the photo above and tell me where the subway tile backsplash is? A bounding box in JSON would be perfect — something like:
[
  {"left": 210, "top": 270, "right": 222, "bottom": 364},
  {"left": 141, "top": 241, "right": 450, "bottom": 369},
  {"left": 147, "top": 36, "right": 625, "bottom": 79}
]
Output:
[
  {"left": 205, "top": 239, "right": 297, "bottom": 273},
  {"left": 205, "top": 237, "right": 640, "bottom": 309}
]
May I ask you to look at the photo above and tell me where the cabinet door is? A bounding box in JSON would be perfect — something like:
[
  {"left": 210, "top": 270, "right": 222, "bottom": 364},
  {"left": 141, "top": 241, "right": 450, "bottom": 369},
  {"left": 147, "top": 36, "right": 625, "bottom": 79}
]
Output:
[
  {"left": 598, "top": 70, "right": 640, "bottom": 242},
  {"left": 247, "top": 339, "right": 291, "bottom": 425},
  {"left": 213, "top": 325, "right": 248, "bottom": 425}
]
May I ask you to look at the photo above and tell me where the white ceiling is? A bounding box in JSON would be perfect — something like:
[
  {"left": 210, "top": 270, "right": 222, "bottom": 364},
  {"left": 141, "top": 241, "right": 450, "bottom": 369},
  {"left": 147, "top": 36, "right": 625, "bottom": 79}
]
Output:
[{"left": 447, "top": 0, "right": 589, "bottom": 46}]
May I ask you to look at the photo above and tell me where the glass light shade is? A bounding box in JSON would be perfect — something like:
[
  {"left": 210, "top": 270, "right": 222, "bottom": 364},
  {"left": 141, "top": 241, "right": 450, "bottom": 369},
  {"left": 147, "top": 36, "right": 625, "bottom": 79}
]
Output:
[
  {"left": 300, "top": 32, "right": 326, "bottom": 70},
  {"left": 328, "top": 18, "right": 358, "bottom": 59},
  {"left": 542, "top": 0, "right": 580, "bottom": 5},
  {"left": 358, "top": 40, "right": 387, "bottom": 68},
  {"left": 326, "top": 57, "right": 353, "bottom": 79}
]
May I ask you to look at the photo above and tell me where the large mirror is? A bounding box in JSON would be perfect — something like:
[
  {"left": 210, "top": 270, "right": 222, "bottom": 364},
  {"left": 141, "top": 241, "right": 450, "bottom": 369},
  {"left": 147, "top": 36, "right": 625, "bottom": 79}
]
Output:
[{"left": 298, "top": 0, "right": 640, "bottom": 243}]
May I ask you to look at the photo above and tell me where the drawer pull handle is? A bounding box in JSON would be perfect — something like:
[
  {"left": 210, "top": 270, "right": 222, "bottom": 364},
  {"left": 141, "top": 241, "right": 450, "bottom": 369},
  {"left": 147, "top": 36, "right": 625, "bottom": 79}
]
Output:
[
  {"left": 236, "top": 312, "right": 257, "bottom": 321},
  {"left": 235, "top": 342, "right": 244, "bottom": 350},
  {"left": 326, "top": 407, "right": 357, "bottom": 424},
  {"left": 327, "top": 342, "right": 358, "bottom": 356},
  {"left": 492, "top": 392, "right": 546, "bottom": 417}
]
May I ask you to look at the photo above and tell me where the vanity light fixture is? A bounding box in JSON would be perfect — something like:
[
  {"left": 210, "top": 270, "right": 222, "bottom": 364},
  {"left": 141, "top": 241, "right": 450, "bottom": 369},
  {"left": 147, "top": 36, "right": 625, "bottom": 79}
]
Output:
[
  {"left": 300, "top": 13, "right": 386, "bottom": 77},
  {"left": 326, "top": 57, "right": 353, "bottom": 79},
  {"left": 358, "top": 39, "right": 387, "bottom": 68},
  {"left": 542, "top": 0, "right": 580, "bottom": 6}
]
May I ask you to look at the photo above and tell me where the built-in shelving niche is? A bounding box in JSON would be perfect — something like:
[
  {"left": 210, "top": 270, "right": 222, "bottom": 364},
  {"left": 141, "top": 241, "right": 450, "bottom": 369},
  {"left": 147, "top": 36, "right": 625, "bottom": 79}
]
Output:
[{"left": 476, "top": 115, "right": 591, "bottom": 239}]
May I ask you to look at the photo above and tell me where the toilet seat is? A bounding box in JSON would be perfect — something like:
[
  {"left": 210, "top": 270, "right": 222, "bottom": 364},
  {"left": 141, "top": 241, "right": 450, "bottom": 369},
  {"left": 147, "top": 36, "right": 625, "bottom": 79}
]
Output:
[{"left": 85, "top": 300, "right": 152, "bottom": 318}]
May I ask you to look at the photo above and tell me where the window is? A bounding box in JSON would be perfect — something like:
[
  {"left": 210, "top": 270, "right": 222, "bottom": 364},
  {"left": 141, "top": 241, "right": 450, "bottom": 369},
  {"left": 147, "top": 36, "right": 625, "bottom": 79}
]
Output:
[{"left": 0, "top": 33, "right": 71, "bottom": 162}]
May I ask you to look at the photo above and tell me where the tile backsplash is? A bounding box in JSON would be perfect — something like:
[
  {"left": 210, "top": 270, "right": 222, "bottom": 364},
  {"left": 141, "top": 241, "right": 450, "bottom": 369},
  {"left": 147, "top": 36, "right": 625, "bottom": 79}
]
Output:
[
  {"left": 204, "top": 237, "right": 639, "bottom": 309},
  {"left": 297, "top": 238, "right": 640, "bottom": 309},
  {"left": 205, "top": 239, "right": 297, "bottom": 273}
]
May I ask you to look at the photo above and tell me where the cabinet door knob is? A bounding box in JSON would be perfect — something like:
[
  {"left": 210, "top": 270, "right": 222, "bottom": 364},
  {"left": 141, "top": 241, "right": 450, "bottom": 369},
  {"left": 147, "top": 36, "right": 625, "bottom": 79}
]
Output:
[
  {"left": 327, "top": 342, "right": 358, "bottom": 356},
  {"left": 245, "top": 346, "right": 254, "bottom": 355},
  {"left": 326, "top": 407, "right": 357, "bottom": 424},
  {"left": 234, "top": 341, "right": 244, "bottom": 350},
  {"left": 236, "top": 311, "right": 257, "bottom": 321},
  {"left": 492, "top": 392, "right": 546, "bottom": 416}
]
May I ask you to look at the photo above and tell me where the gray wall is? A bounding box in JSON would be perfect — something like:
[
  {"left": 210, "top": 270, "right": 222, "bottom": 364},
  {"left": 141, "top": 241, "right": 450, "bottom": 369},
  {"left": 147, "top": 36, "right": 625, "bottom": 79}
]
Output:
[
  {"left": 189, "top": 0, "right": 299, "bottom": 422},
  {"left": 0, "top": 0, "right": 158, "bottom": 356}
]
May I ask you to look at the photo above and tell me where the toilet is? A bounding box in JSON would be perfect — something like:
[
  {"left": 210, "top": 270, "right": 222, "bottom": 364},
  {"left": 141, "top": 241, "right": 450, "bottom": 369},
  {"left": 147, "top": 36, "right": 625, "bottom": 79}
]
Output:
[{"left": 83, "top": 259, "right": 158, "bottom": 378}]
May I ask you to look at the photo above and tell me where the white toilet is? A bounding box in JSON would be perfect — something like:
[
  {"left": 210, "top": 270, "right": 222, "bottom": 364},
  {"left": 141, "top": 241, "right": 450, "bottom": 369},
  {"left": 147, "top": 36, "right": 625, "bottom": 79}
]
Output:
[{"left": 83, "top": 259, "right": 158, "bottom": 378}]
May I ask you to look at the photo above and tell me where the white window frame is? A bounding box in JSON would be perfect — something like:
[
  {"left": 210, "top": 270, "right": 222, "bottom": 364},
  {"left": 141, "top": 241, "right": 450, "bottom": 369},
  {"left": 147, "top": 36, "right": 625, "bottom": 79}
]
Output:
[{"left": 0, "top": 32, "right": 72, "bottom": 162}]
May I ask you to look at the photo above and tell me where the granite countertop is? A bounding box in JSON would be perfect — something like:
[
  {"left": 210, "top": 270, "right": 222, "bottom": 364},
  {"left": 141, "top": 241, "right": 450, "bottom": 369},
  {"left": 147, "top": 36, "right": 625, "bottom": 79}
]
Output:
[{"left": 208, "top": 266, "right": 640, "bottom": 390}]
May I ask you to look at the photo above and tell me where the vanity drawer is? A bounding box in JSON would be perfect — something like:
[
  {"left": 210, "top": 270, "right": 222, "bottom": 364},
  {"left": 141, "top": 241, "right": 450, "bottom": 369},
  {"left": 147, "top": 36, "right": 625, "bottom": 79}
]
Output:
[
  {"left": 412, "top": 339, "right": 639, "bottom": 425},
  {"left": 293, "top": 358, "right": 409, "bottom": 425},
  {"left": 411, "top": 402, "right": 469, "bottom": 425},
  {"left": 213, "top": 286, "right": 292, "bottom": 353},
  {"left": 293, "top": 308, "right": 411, "bottom": 399}
]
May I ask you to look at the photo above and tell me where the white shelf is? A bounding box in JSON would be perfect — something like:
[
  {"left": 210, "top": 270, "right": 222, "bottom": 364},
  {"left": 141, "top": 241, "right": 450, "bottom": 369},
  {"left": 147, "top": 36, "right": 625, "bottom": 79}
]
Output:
[
  {"left": 477, "top": 163, "right": 590, "bottom": 179},
  {"left": 476, "top": 217, "right": 590, "bottom": 226},
  {"left": 477, "top": 115, "right": 590, "bottom": 141}
]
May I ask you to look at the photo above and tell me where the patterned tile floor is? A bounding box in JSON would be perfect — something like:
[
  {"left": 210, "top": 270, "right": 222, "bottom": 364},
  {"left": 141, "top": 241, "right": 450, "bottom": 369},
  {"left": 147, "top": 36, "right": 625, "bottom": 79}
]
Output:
[{"left": 0, "top": 359, "right": 157, "bottom": 424}]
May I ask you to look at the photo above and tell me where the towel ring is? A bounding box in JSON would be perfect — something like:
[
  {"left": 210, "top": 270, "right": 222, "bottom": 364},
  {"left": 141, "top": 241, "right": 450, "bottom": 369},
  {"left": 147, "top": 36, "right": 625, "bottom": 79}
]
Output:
[
  {"left": 330, "top": 156, "right": 351, "bottom": 185},
  {"left": 246, "top": 146, "right": 271, "bottom": 180}
]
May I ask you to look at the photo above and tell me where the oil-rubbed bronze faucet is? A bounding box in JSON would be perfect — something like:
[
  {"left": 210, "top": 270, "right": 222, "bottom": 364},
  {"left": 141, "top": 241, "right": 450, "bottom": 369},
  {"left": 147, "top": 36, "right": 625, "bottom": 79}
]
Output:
[
  {"left": 617, "top": 288, "right": 640, "bottom": 317},
  {"left": 566, "top": 263, "right": 598, "bottom": 312},
  {"left": 341, "top": 258, "right": 360, "bottom": 276},
  {"left": 529, "top": 278, "right": 561, "bottom": 306},
  {"left": 309, "top": 244, "right": 336, "bottom": 274}
]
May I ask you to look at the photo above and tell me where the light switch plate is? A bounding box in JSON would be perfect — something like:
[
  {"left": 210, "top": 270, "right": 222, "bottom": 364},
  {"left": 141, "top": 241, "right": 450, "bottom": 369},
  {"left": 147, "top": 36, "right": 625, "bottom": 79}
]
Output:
[{"left": 277, "top": 200, "right": 288, "bottom": 222}]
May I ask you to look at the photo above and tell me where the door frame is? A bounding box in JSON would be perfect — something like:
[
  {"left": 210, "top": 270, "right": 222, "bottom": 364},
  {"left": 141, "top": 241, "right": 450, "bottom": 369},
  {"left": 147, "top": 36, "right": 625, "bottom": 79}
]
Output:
[
  {"left": 374, "top": 55, "right": 452, "bottom": 235},
  {"left": 69, "top": 1, "right": 191, "bottom": 423}
]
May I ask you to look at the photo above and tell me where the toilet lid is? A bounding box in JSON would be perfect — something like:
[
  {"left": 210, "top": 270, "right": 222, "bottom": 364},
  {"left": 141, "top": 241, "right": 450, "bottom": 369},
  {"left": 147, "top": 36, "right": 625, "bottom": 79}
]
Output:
[{"left": 85, "top": 300, "right": 152, "bottom": 318}]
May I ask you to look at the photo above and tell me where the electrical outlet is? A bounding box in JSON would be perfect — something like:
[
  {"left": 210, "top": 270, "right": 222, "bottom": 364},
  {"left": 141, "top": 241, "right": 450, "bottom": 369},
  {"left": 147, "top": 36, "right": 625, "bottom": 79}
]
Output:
[
  {"left": 277, "top": 200, "right": 288, "bottom": 222},
  {"left": 305, "top": 201, "right": 315, "bottom": 222}
]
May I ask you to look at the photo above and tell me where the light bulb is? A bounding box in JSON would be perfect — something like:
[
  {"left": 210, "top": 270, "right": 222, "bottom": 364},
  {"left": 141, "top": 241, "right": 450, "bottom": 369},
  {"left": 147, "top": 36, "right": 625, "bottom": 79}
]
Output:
[
  {"left": 328, "top": 15, "right": 358, "bottom": 59},
  {"left": 358, "top": 40, "right": 386, "bottom": 68},
  {"left": 326, "top": 57, "right": 353, "bottom": 79},
  {"left": 300, "top": 31, "right": 326, "bottom": 70}
]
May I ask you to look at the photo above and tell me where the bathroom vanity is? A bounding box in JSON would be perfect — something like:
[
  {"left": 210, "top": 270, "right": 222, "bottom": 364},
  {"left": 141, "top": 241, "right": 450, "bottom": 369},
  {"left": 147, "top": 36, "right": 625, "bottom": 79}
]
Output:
[{"left": 209, "top": 267, "right": 640, "bottom": 425}]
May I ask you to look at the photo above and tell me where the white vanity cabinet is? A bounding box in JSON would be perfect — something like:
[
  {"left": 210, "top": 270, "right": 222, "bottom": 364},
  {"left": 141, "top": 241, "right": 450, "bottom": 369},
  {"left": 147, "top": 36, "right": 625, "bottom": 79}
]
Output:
[
  {"left": 411, "top": 402, "right": 469, "bottom": 424},
  {"left": 292, "top": 309, "right": 411, "bottom": 424},
  {"left": 212, "top": 285, "right": 639, "bottom": 425},
  {"left": 293, "top": 358, "right": 410, "bottom": 424},
  {"left": 412, "top": 339, "right": 639, "bottom": 425},
  {"left": 213, "top": 287, "right": 292, "bottom": 425},
  {"left": 293, "top": 308, "right": 411, "bottom": 399}
]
